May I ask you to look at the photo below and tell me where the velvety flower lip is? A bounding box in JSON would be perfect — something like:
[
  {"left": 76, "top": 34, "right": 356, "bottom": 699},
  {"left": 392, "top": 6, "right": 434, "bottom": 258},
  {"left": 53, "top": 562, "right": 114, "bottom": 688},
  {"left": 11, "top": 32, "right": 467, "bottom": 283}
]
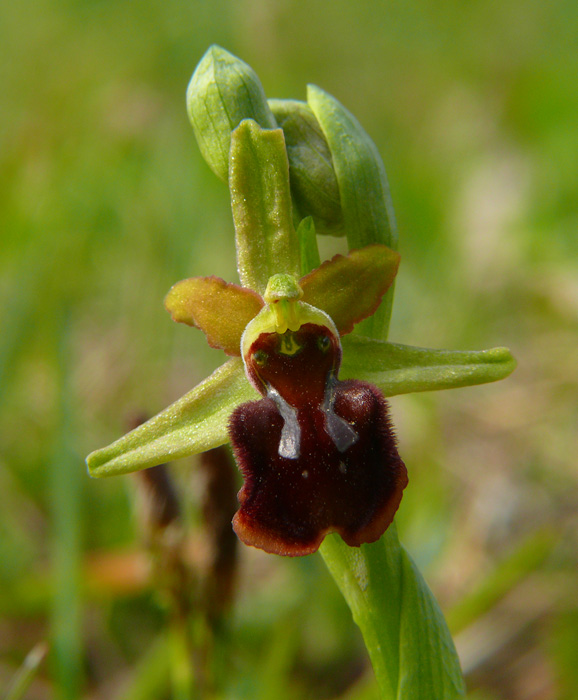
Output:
[
  {"left": 229, "top": 321, "right": 407, "bottom": 556},
  {"left": 163, "top": 253, "right": 406, "bottom": 556}
]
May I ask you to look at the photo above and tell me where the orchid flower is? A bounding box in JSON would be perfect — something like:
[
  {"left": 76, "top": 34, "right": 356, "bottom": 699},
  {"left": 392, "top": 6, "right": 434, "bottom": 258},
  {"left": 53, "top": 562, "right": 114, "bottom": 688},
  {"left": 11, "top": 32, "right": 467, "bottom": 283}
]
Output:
[
  {"left": 165, "top": 243, "right": 406, "bottom": 556},
  {"left": 86, "top": 47, "right": 516, "bottom": 698}
]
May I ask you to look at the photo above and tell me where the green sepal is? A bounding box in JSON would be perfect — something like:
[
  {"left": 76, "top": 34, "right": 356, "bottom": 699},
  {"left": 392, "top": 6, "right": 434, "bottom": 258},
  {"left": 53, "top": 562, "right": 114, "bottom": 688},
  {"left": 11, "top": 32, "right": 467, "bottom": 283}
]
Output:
[
  {"left": 300, "top": 244, "right": 399, "bottom": 336},
  {"left": 187, "top": 45, "right": 277, "bottom": 182},
  {"left": 269, "top": 98, "right": 344, "bottom": 236},
  {"left": 307, "top": 85, "right": 397, "bottom": 339},
  {"left": 230, "top": 120, "right": 301, "bottom": 294},
  {"left": 320, "top": 528, "right": 466, "bottom": 699},
  {"left": 164, "top": 276, "right": 264, "bottom": 356},
  {"left": 86, "top": 359, "right": 258, "bottom": 478},
  {"left": 340, "top": 336, "right": 517, "bottom": 396}
]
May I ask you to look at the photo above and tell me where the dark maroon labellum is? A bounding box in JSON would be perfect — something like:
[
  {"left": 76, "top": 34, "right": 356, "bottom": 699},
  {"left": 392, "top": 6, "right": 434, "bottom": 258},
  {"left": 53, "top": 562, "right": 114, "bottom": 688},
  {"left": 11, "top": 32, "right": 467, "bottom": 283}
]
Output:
[{"left": 229, "top": 323, "right": 407, "bottom": 556}]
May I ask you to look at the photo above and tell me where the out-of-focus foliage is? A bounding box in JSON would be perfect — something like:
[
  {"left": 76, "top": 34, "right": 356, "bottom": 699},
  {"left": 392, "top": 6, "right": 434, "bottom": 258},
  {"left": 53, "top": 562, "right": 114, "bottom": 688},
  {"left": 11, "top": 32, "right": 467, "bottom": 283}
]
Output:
[{"left": 0, "top": 1, "right": 576, "bottom": 699}]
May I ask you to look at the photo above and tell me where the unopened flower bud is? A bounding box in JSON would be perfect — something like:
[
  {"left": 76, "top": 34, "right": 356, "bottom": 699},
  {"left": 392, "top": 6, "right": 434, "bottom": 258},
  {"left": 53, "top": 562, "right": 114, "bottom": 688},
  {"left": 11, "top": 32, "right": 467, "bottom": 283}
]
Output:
[
  {"left": 269, "top": 98, "right": 344, "bottom": 236},
  {"left": 187, "top": 45, "right": 277, "bottom": 181}
]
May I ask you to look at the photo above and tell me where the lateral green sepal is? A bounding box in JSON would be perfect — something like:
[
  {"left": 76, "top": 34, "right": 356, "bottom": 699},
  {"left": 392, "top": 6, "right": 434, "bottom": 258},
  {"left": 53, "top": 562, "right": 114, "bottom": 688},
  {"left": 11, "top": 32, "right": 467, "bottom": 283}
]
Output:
[
  {"left": 86, "top": 359, "right": 258, "bottom": 478},
  {"left": 340, "top": 337, "right": 517, "bottom": 396}
]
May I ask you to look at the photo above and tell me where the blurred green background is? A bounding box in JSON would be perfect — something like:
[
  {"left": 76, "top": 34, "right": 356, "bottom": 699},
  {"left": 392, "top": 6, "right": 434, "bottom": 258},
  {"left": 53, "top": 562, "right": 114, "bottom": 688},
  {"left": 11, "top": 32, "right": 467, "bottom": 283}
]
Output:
[{"left": 1, "top": 1, "right": 577, "bottom": 698}]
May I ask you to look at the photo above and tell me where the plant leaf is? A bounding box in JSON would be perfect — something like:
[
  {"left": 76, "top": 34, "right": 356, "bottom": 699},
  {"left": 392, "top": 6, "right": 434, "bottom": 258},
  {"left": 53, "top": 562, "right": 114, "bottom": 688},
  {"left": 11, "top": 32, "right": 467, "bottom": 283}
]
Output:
[
  {"left": 86, "top": 359, "right": 258, "bottom": 478},
  {"left": 164, "top": 276, "right": 264, "bottom": 356},
  {"left": 229, "top": 120, "right": 301, "bottom": 294},
  {"left": 307, "top": 85, "right": 397, "bottom": 252},
  {"left": 340, "top": 336, "right": 517, "bottom": 395},
  {"left": 307, "top": 85, "right": 397, "bottom": 339},
  {"left": 320, "top": 528, "right": 465, "bottom": 699},
  {"left": 3, "top": 643, "right": 48, "bottom": 700},
  {"left": 397, "top": 545, "right": 466, "bottom": 698},
  {"left": 300, "top": 245, "right": 399, "bottom": 335}
]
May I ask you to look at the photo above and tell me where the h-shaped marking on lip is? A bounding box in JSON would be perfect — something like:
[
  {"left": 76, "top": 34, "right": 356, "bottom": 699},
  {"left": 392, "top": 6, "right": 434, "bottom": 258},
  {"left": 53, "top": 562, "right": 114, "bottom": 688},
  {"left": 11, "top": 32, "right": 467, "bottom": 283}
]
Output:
[{"left": 267, "top": 376, "right": 358, "bottom": 461}]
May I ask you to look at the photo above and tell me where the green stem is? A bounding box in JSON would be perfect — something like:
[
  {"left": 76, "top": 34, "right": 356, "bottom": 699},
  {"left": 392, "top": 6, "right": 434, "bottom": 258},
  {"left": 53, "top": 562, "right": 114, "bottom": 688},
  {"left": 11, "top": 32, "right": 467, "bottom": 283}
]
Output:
[
  {"left": 320, "top": 528, "right": 465, "bottom": 699},
  {"left": 320, "top": 530, "right": 402, "bottom": 697}
]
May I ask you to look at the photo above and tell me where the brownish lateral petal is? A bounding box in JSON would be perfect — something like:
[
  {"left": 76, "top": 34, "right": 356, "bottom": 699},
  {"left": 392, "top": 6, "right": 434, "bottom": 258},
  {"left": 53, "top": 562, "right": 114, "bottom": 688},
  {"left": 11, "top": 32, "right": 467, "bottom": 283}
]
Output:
[
  {"left": 300, "top": 244, "right": 400, "bottom": 335},
  {"left": 164, "top": 276, "right": 264, "bottom": 355}
]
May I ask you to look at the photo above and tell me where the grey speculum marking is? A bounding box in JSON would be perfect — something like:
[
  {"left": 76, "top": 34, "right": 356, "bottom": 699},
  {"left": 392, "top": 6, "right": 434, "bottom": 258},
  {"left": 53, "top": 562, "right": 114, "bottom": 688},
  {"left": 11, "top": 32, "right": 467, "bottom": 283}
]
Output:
[
  {"left": 323, "top": 376, "right": 358, "bottom": 453},
  {"left": 267, "top": 376, "right": 358, "bottom": 461},
  {"left": 267, "top": 386, "right": 301, "bottom": 460}
]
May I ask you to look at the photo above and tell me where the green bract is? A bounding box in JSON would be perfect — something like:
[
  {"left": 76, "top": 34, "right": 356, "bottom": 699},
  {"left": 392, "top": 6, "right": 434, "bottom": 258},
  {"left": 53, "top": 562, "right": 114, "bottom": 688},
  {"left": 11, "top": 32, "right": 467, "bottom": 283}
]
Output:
[{"left": 87, "top": 46, "right": 516, "bottom": 699}]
